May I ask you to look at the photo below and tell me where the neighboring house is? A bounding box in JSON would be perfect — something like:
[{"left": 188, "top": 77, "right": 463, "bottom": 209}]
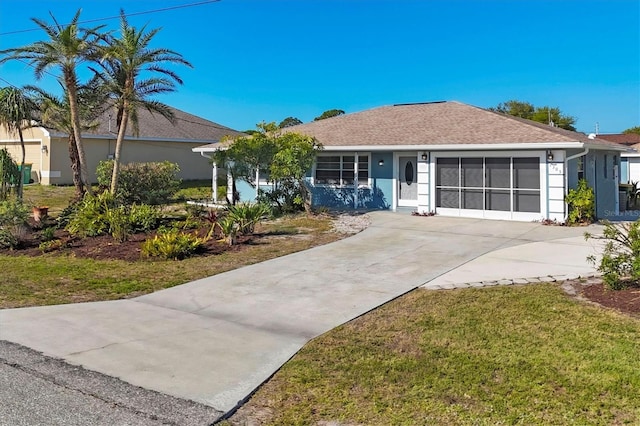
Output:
[
  {"left": 597, "top": 133, "right": 640, "bottom": 184},
  {"left": 197, "top": 101, "right": 625, "bottom": 222},
  {"left": 0, "top": 106, "right": 243, "bottom": 185}
]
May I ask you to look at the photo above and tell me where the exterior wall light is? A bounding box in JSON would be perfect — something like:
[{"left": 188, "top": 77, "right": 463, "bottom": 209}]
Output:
[
  {"left": 41, "top": 145, "right": 48, "bottom": 154},
  {"left": 547, "top": 150, "right": 554, "bottom": 161},
  {"left": 421, "top": 152, "right": 428, "bottom": 161},
  {"left": 378, "top": 159, "right": 384, "bottom": 166}
]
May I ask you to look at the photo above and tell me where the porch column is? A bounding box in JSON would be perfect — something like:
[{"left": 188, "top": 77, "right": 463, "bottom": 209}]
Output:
[
  {"left": 354, "top": 153, "right": 359, "bottom": 208},
  {"left": 227, "top": 160, "right": 234, "bottom": 203},
  {"left": 211, "top": 162, "right": 218, "bottom": 202}
]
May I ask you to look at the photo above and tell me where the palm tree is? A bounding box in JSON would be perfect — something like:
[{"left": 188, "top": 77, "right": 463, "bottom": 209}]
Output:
[
  {"left": 27, "top": 81, "right": 108, "bottom": 199},
  {"left": 0, "top": 9, "right": 106, "bottom": 195},
  {"left": 93, "top": 10, "right": 192, "bottom": 195},
  {"left": 0, "top": 87, "right": 38, "bottom": 199}
]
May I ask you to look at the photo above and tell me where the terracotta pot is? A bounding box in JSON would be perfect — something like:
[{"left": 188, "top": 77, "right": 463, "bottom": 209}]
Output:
[{"left": 33, "top": 206, "right": 49, "bottom": 223}]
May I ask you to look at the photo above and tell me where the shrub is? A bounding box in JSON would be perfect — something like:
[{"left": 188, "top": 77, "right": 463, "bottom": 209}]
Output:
[
  {"left": 586, "top": 220, "right": 640, "bottom": 290},
  {"left": 66, "top": 192, "right": 116, "bottom": 238},
  {"left": 0, "top": 198, "right": 29, "bottom": 248},
  {"left": 226, "top": 202, "right": 272, "bottom": 235},
  {"left": 216, "top": 215, "right": 239, "bottom": 246},
  {"left": 96, "top": 160, "right": 181, "bottom": 205},
  {"left": 40, "top": 226, "right": 56, "bottom": 242},
  {"left": 0, "top": 149, "right": 19, "bottom": 201},
  {"left": 141, "top": 228, "right": 205, "bottom": 260},
  {"left": 565, "top": 179, "right": 595, "bottom": 225},
  {"left": 257, "top": 181, "right": 304, "bottom": 214},
  {"left": 129, "top": 204, "right": 161, "bottom": 233},
  {"left": 105, "top": 207, "right": 132, "bottom": 243}
]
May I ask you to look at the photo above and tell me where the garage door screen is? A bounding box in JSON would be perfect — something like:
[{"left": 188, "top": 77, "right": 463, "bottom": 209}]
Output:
[{"left": 435, "top": 157, "right": 540, "bottom": 213}]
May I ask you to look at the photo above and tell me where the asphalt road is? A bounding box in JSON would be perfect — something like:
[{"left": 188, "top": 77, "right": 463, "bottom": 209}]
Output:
[{"left": 0, "top": 341, "right": 222, "bottom": 425}]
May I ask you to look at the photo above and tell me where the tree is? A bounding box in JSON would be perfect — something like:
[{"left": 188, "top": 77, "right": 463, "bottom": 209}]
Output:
[
  {"left": 489, "top": 100, "right": 577, "bottom": 131},
  {"left": 314, "top": 109, "right": 345, "bottom": 121},
  {"left": 27, "top": 81, "right": 108, "bottom": 199},
  {"left": 0, "top": 87, "right": 38, "bottom": 199},
  {"left": 269, "top": 131, "right": 320, "bottom": 213},
  {"left": 215, "top": 122, "right": 322, "bottom": 212},
  {"left": 93, "top": 10, "right": 192, "bottom": 196},
  {"left": 278, "top": 116, "right": 302, "bottom": 128},
  {"left": 215, "top": 122, "right": 278, "bottom": 193},
  {"left": 0, "top": 9, "right": 105, "bottom": 195},
  {"left": 623, "top": 126, "right": 640, "bottom": 135}
]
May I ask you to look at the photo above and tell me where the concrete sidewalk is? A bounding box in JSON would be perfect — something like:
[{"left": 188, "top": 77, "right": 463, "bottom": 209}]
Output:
[{"left": 0, "top": 212, "right": 603, "bottom": 422}]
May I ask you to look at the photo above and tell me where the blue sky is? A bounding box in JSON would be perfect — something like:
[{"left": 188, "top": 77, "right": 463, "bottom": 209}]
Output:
[{"left": 1, "top": 0, "right": 638, "bottom": 133}]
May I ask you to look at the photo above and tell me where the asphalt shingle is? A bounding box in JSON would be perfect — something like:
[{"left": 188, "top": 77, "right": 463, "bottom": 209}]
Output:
[{"left": 284, "top": 101, "right": 625, "bottom": 149}]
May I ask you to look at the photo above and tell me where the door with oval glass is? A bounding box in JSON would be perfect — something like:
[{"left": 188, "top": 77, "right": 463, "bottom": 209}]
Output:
[{"left": 398, "top": 155, "right": 418, "bottom": 206}]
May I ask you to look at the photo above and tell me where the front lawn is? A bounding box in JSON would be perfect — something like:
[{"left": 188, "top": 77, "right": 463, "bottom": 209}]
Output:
[
  {"left": 1, "top": 184, "right": 341, "bottom": 308},
  {"left": 226, "top": 284, "right": 640, "bottom": 425}
]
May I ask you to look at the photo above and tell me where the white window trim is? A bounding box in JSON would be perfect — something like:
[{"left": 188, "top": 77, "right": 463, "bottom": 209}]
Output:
[{"left": 312, "top": 152, "right": 372, "bottom": 188}]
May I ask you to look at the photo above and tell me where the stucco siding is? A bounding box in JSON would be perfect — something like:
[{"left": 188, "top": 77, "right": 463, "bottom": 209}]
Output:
[
  {"left": 593, "top": 151, "right": 620, "bottom": 219},
  {"left": 47, "top": 137, "right": 215, "bottom": 185}
]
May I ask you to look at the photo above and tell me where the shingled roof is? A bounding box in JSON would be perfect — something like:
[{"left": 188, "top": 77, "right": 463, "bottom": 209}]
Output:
[
  {"left": 49, "top": 105, "right": 243, "bottom": 143},
  {"left": 597, "top": 133, "right": 640, "bottom": 147},
  {"left": 283, "top": 101, "right": 625, "bottom": 150}
]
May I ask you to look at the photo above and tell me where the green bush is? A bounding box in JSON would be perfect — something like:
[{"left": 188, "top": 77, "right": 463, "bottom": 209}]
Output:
[
  {"left": 129, "top": 204, "right": 161, "bottom": 233},
  {"left": 40, "top": 226, "right": 56, "bottom": 242},
  {"left": 104, "top": 207, "right": 132, "bottom": 243},
  {"left": 565, "top": 179, "right": 595, "bottom": 225},
  {"left": 226, "top": 202, "right": 271, "bottom": 235},
  {"left": 141, "top": 228, "right": 205, "bottom": 260},
  {"left": 66, "top": 192, "right": 116, "bottom": 238},
  {"left": 586, "top": 220, "right": 640, "bottom": 290},
  {"left": 0, "top": 149, "right": 19, "bottom": 201},
  {"left": 0, "top": 198, "right": 29, "bottom": 248},
  {"left": 216, "top": 215, "right": 239, "bottom": 246},
  {"left": 96, "top": 160, "right": 181, "bottom": 205}
]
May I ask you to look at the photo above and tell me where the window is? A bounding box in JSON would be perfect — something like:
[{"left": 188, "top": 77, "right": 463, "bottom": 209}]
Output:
[
  {"left": 315, "top": 154, "right": 369, "bottom": 186},
  {"left": 577, "top": 156, "right": 584, "bottom": 181},
  {"left": 435, "top": 156, "right": 541, "bottom": 213}
]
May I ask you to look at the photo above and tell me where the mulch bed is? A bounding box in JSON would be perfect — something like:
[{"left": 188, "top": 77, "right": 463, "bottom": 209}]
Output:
[
  {"left": 580, "top": 282, "right": 640, "bottom": 317},
  {"left": 1, "top": 218, "right": 254, "bottom": 261}
]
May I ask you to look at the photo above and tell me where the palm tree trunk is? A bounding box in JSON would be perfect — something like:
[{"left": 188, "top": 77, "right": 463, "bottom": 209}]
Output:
[
  {"left": 66, "top": 71, "right": 93, "bottom": 196},
  {"left": 17, "top": 127, "right": 25, "bottom": 200},
  {"left": 68, "top": 134, "right": 84, "bottom": 200},
  {"left": 110, "top": 107, "right": 129, "bottom": 195}
]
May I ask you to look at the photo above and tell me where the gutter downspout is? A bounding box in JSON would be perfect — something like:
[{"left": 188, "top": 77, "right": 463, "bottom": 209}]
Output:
[
  {"left": 564, "top": 147, "right": 590, "bottom": 221},
  {"left": 199, "top": 152, "right": 217, "bottom": 203}
]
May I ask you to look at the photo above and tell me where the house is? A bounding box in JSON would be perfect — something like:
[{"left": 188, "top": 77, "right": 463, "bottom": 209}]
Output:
[
  {"left": 596, "top": 133, "right": 640, "bottom": 184},
  {"left": 0, "top": 106, "right": 243, "bottom": 185},
  {"left": 198, "top": 101, "right": 626, "bottom": 222}
]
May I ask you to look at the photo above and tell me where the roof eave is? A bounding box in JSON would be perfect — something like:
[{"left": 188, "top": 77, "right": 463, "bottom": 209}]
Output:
[{"left": 317, "top": 142, "right": 591, "bottom": 151}]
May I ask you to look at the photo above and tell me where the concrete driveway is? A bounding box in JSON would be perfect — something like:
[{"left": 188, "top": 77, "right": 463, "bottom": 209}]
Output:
[{"left": 0, "top": 212, "right": 602, "bottom": 421}]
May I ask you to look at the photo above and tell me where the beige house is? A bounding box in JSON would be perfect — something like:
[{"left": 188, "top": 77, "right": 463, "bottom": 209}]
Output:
[{"left": 0, "top": 106, "right": 243, "bottom": 185}]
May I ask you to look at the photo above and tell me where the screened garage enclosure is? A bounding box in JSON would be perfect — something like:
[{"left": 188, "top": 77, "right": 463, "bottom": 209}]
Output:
[{"left": 435, "top": 155, "right": 542, "bottom": 220}]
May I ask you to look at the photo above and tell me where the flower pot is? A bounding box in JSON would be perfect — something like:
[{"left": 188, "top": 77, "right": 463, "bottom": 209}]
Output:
[{"left": 33, "top": 206, "right": 49, "bottom": 223}]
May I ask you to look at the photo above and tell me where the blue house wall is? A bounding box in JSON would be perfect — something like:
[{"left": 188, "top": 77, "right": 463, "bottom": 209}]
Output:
[{"left": 309, "top": 151, "right": 393, "bottom": 210}]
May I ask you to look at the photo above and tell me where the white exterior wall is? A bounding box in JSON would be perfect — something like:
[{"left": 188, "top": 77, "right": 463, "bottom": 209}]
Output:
[
  {"left": 416, "top": 153, "right": 430, "bottom": 213},
  {"left": 627, "top": 156, "right": 640, "bottom": 184},
  {"left": 547, "top": 150, "right": 566, "bottom": 222}
]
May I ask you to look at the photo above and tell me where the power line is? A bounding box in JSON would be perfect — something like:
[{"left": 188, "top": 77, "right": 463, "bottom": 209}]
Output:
[{"left": 0, "top": 0, "right": 221, "bottom": 36}]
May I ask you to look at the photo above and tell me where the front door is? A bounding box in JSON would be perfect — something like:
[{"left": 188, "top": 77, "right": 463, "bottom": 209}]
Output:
[{"left": 398, "top": 156, "right": 418, "bottom": 207}]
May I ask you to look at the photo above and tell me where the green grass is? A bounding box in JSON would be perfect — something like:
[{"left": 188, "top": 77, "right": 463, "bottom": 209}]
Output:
[
  {"left": 226, "top": 284, "right": 640, "bottom": 425},
  {"left": 0, "top": 215, "right": 338, "bottom": 308},
  {"left": 23, "top": 184, "right": 77, "bottom": 215},
  {"left": 1, "top": 181, "right": 343, "bottom": 308}
]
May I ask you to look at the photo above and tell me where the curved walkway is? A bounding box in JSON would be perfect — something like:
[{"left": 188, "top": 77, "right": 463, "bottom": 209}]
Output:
[{"left": 0, "top": 212, "right": 603, "bottom": 422}]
